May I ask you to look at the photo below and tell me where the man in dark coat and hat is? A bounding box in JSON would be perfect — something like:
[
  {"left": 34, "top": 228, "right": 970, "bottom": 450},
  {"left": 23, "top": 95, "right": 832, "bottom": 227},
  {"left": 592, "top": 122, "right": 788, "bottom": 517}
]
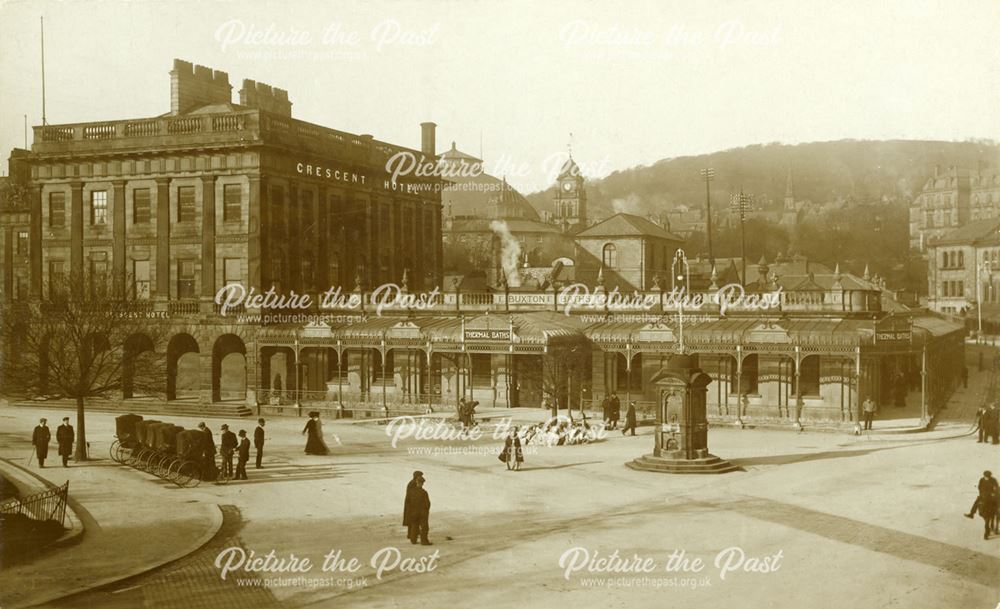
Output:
[
  {"left": 403, "top": 471, "right": 432, "bottom": 545},
  {"left": 219, "top": 424, "right": 237, "bottom": 478},
  {"left": 621, "top": 401, "right": 637, "bottom": 436},
  {"left": 197, "top": 422, "right": 217, "bottom": 478},
  {"left": 32, "top": 418, "right": 51, "bottom": 467},
  {"left": 235, "top": 430, "right": 251, "bottom": 481},
  {"left": 985, "top": 403, "right": 1000, "bottom": 444},
  {"left": 254, "top": 418, "right": 266, "bottom": 468},
  {"left": 56, "top": 417, "right": 74, "bottom": 467}
]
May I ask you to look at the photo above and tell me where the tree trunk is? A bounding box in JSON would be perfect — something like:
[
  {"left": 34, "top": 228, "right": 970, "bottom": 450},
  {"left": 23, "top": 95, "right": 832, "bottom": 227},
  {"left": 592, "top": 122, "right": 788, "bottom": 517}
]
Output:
[{"left": 74, "top": 396, "right": 87, "bottom": 461}]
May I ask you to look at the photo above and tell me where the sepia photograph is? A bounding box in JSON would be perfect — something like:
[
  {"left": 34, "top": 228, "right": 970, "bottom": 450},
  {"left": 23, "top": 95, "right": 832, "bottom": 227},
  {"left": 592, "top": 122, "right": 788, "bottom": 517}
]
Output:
[{"left": 0, "top": 1, "right": 998, "bottom": 608}]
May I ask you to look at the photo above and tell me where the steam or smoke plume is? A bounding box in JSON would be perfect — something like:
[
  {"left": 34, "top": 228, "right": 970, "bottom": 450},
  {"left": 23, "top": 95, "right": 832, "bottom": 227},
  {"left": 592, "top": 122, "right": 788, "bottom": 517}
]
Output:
[
  {"left": 611, "top": 193, "right": 642, "bottom": 214},
  {"left": 490, "top": 220, "right": 522, "bottom": 287}
]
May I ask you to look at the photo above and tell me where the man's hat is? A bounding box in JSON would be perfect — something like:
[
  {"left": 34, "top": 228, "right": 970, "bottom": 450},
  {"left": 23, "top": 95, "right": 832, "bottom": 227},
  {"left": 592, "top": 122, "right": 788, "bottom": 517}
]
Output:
[
  {"left": 62, "top": 417, "right": 69, "bottom": 421},
  {"left": 221, "top": 424, "right": 229, "bottom": 430},
  {"left": 413, "top": 470, "right": 425, "bottom": 480}
]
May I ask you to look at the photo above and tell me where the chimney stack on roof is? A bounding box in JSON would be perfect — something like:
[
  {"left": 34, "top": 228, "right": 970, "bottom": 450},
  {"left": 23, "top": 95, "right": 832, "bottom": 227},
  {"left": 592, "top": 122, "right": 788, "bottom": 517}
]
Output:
[
  {"left": 239, "top": 79, "right": 292, "bottom": 117},
  {"left": 421, "top": 122, "right": 437, "bottom": 159},
  {"left": 170, "top": 59, "right": 232, "bottom": 115}
]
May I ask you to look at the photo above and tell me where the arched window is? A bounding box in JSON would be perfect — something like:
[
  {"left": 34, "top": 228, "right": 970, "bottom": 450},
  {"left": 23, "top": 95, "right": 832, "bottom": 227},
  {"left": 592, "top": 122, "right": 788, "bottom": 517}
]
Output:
[
  {"left": 734, "top": 354, "right": 758, "bottom": 395},
  {"left": 602, "top": 243, "right": 618, "bottom": 269},
  {"left": 799, "top": 355, "right": 820, "bottom": 397}
]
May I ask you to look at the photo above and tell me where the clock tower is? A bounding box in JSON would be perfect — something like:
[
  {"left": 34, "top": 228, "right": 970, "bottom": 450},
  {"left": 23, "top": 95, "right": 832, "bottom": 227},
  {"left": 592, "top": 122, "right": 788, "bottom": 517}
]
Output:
[{"left": 553, "top": 155, "right": 587, "bottom": 231}]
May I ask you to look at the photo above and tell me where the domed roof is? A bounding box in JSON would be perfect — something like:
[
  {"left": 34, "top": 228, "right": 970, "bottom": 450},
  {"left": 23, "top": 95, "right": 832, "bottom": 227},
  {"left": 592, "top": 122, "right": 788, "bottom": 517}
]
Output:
[{"left": 440, "top": 143, "right": 540, "bottom": 221}]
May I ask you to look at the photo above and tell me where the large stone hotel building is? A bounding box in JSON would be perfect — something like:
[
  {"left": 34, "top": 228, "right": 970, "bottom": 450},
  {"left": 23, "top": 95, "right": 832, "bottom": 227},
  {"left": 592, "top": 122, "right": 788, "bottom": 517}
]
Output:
[
  {"left": 0, "top": 60, "right": 966, "bottom": 430},
  {"left": 2, "top": 60, "right": 443, "bottom": 413}
]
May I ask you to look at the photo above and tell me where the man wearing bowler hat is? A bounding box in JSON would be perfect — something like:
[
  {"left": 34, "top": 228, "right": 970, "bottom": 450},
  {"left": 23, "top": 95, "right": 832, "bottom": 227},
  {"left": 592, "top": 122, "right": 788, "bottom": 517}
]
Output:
[
  {"left": 403, "top": 470, "right": 432, "bottom": 545},
  {"left": 32, "top": 418, "right": 51, "bottom": 468},
  {"left": 56, "top": 417, "right": 74, "bottom": 467}
]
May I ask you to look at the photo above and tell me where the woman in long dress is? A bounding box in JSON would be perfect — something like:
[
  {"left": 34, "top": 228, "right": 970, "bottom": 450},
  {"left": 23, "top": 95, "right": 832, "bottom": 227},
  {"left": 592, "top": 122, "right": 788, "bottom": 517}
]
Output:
[
  {"left": 303, "top": 411, "right": 329, "bottom": 455},
  {"left": 498, "top": 427, "right": 524, "bottom": 470}
]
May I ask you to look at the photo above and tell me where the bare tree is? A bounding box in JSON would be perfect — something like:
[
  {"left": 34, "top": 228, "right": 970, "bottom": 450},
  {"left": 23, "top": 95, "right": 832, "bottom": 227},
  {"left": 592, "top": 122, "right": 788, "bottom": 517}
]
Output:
[
  {"left": 519, "top": 335, "right": 591, "bottom": 420},
  {"left": 1, "top": 274, "right": 168, "bottom": 460}
]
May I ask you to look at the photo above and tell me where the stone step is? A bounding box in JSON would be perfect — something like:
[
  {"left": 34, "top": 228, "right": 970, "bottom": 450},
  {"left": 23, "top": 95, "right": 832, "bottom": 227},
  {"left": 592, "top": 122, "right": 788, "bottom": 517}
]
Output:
[
  {"left": 626, "top": 454, "right": 742, "bottom": 474},
  {"left": 8, "top": 399, "right": 255, "bottom": 419}
]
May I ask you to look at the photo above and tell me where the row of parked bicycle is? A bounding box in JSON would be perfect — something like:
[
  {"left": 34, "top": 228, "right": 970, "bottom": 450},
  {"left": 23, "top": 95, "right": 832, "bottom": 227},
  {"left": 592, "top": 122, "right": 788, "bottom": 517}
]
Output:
[{"left": 109, "top": 414, "right": 228, "bottom": 487}]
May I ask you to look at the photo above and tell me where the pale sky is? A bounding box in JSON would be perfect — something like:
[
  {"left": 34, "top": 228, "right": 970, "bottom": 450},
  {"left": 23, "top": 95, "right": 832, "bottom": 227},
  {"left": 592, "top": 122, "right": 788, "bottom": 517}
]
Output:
[{"left": 1, "top": 0, "right": 998, "bottom": 193}]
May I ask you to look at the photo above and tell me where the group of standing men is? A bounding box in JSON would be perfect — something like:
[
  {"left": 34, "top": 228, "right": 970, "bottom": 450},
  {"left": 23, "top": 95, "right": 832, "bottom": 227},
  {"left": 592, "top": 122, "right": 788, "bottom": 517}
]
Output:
[
  {"left": 198, "top": 418, "right": 268, "bottom": 480},
  {"left": 30, "top": 415, "right": 268, "bottom": 479},
  {"left": 975, "top": 403, "right": 1000, "bottom": 443},
  {"left": 601, "top": 393, "right": 621, "bottom": 430},
  {"left": 31, "top": 417, "right": 74, "bottom": 467},
  {"left": 601, "top": 394, "right": 638, "bottom": 436}
]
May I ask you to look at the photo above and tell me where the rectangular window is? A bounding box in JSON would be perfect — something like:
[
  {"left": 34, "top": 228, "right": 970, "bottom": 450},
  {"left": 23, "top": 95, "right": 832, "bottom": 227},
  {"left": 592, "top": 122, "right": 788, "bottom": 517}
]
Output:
[
  {"left": 178, "top": 259, "right": 196, "bottom": 298},
  {"left": 48, "top": 260, "right": 66, "bottom": 299},
  {"left": 133, "top": 188, "right": 151, "bottom": 224},
  {"left": 177, "top": 186, "right": 196, "bottom": 223},
  {"left": 16, "top": 231, "right": 28, "bottom": 255},
  {"left": 223, "top": 184, "right": 241, "bottom": 222},
  {"left": 224, "top": 258, "right": 241, "bottom": 286},
  {"left": 133, "top": 260, "right": 151, "bottom": 299},
  {"left": 49, "top": 192, "right": 66, "bottom": 227},
  {"left": 91, "top": 191, "right": 108, "bottom": 225}
]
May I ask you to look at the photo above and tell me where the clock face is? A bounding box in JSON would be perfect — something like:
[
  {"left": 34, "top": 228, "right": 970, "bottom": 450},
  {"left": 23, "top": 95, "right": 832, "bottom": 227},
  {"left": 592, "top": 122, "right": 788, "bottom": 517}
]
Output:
[{"left": 562, "top": 181, "right": 574, "bottom": 193}]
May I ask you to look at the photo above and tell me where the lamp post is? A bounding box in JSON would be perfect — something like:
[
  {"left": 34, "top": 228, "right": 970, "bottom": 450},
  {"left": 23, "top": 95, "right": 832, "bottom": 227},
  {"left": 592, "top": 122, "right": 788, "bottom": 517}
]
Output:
[
  {"left": 978, "top": 259, "right": 993, "bottom": 342},
  {"left": 294, "top": 331, "right": 302, "bottom": 415},
  {"left": 729, "top": 189, "right": 753, "bottom": 286},
  {"left": 700, "top": 168, "right": 716, "bottom": 265}
]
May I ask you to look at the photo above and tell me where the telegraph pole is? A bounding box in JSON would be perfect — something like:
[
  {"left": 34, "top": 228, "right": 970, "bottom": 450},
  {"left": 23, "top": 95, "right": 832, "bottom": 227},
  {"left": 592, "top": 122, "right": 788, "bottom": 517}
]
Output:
[
  {"left": 700, "top": 168, "right": 715, "bottom": 265},
  {"left": 730, "top": 189, "right": 753, "bottom": 285}
]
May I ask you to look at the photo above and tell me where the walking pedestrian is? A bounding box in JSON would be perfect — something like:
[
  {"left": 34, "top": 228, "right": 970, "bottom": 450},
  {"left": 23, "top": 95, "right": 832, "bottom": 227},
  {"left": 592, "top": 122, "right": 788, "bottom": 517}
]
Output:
[
  {"left": 303, "top": 411, "right": 329, "bottom": 455},
  {"left": 219, "top": 424, "right": 237, "bottom": 477},
  {"left": 970, "top": 471, "right": 999, "bottom": 538},
  {"left": 966, "top": 470, "right": 999, "bottom": 519},
  {"left": 610, "top": 393, "right": 621, "bottom": 430},
  {"left": 56, "top": 416, "right": 74, "bottom": 467},
  {"left": 621, "top": 401, "right": 637, "bottom": 436},
  {"left": 235, "top": 430, "right": 250, "bottom": 480},
  {"left": 499, "top": 427, "right": 523, "bottom": 471},
  {"left": 254, "top": 418, "right": 266, "bottom": 468},
  {"left": 863, "top": 397, "right": 876, "bottom": 431},
  {"left": 32, "top": 418, "right": 51, "bottom": 468},
  {"left": 601, "top": 395, "right": 611, "bottom": 428},
  {"left": 403, "top": 471, "right": 432, "bottom": 545}
]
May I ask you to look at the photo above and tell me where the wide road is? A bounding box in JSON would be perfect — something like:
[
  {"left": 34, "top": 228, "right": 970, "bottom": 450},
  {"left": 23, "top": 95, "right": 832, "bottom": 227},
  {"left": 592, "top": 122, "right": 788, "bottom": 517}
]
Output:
[{"left": 0, "top": 397, "right": 992, "bottom": 609}]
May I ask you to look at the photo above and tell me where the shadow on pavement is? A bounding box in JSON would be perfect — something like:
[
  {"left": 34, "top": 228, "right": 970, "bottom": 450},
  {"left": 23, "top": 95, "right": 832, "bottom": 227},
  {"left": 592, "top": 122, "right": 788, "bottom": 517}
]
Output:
[{"left": 707, "top": 495, "right": 1000, "bottom": 589}]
